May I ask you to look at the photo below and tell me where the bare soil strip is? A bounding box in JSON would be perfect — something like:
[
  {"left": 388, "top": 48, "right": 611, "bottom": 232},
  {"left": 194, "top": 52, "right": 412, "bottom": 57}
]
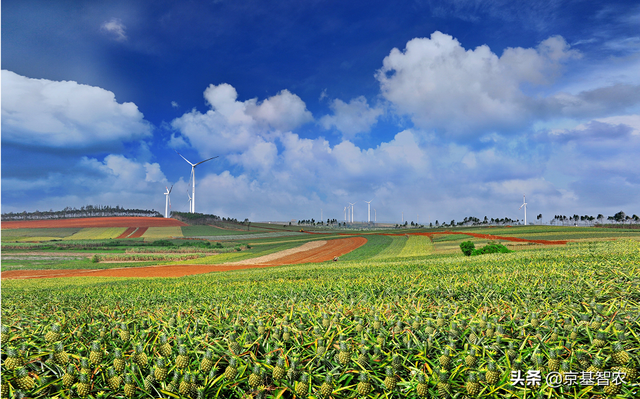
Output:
[
  {"left": 1, "top": 237, "right": 367, "bottom": 280},
  {"left": 226, "top": 241, "right": 327, "bottom": 265},
  {"left": 116, "top": 227, "right": 137, "bottom": 239}
]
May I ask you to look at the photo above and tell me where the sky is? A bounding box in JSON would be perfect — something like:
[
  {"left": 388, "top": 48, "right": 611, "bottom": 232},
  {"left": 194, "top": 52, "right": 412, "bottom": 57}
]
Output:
[{"left": 2, "top": 0, "right": 640, "bottom": 224}]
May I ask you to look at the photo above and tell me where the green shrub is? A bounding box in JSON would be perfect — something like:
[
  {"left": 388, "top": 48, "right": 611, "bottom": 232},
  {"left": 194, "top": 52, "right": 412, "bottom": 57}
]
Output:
[
  {"left": 91, "top": 254, "right": 100, "bottom": 263},
  {"left": 153, "top": 239, "right": 175, "bottom": 247},
  {"left": 460, "top": 241, "right": 475, "bottom": 256},
  {"left": 472, "top": 242, "right": 512, "bottom": 256}
]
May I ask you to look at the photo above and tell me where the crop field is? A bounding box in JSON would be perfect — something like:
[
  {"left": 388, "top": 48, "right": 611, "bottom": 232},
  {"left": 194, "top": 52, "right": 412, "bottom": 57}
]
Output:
[
  {"left": 1, "top": 221, "right": 639, "bottom": 398},
  {"left": 62, "top": 228, "right": 129, "bottom": 241},
  {"left": 141, "top": 227, "right": 185, "bottom": 240}
]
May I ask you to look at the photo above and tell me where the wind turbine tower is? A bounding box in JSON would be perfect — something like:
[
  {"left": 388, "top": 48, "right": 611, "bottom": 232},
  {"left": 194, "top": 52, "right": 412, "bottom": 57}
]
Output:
[
  {"left": 519, "top": 195, "right": 528, "bottom": 226},
  {"left": 365, "top": 200, "right": 372, "bottom": 223},
  {"left": 176, "top": 151, "right": 219, "bottom": 213},
  {"left": 349, "top": 202, "right": 356, "bottom": 223},
  {"left": 164, "top": 185, "right": 173, "bottom": 218},
  {"left": 344, "top": 206, "right": 347, "bottom": 222}
]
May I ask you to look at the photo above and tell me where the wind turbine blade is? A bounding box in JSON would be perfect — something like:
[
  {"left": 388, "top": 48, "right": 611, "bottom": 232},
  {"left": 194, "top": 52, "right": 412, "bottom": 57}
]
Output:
[
  {"left": 175, "top": 150, "right": 195, "bottom": 166},
  {"left": 194, "top": 156, "right": 219, "bottom": 166},
  {"left": 169, "top": 184, "right": 173, "bottom": 194}
]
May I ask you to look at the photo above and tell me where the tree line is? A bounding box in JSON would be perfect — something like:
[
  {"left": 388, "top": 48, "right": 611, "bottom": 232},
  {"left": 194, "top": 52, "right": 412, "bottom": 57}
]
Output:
[{"left": 1, "top": 205, "right": 162, "bottom": 221}]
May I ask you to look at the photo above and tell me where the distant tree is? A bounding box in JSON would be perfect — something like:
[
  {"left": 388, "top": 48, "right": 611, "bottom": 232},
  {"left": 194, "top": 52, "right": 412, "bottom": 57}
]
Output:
[
  {"left": 450, "top": 219, "right": 455, "bottom": 226},
  {"left": 613, "top": 211, "right": 626, "bottom": 224},
  {"left": 435, "top": 220, "right": 439, "bottom": 226}
]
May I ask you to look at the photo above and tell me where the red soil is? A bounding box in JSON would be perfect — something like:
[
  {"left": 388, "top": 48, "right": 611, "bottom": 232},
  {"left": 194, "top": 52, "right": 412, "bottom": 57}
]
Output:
[
  {"left": 116, "top": 227, "right": 137, "bottom": 239},
  {"left": 1, "top": 217, "right": 187, "bottom": 229},
  {"left": 1, "top": 237, "right": 367, "bottom": 280},
  {"left": 128, "top": 227, "right": 149, "bottom": 238}
]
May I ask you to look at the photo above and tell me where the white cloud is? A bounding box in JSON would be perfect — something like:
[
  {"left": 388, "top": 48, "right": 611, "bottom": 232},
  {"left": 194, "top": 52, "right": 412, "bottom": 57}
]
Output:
[
  {"left": 101, "top": 18, "right": 127, "bottom": 41},
  {"left": 320, "top": 96, "right": 383, "bottom": 139},
  {"left": 171, "top": 101, "right": 179, "bottom": 108},
  {"left": 376, "top": 32, "right": 580, "bottom": 137},
  {"left": 171, "top": 83, "right": 314, "bottom": 158},
  {"left": 1, "top": 70, "right": 151, "bottom": 149}
]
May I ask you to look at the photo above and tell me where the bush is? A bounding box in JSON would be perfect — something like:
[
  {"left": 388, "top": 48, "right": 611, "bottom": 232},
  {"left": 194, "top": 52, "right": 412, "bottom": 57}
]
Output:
[
  {"left": 461, "top": 240, "right": 513, "bottom": 256},
  {"left": 91, "top": 254, "right": 100, "bottom": 263},
  {"left": 460, "top": 241, "right": 475, "bottom": 256}
]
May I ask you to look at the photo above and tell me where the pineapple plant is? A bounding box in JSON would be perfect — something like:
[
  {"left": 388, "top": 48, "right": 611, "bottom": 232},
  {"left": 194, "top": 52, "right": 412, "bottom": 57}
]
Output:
[
  {"left": 357, "top": 347, "right": 368, "bottom": 367},
  {"left": 1, "top": 325, "right": 9, "bottom": 343},
  {"left": 159, "top": 334, "right": 172, "bottom": 357},
  {"left": 248, "top": 365, "right": 262, "bottom": 388},
  {"left": 257, "top": 320, "right": 265, "bottom": 335},
  {"left": 295, "top": 373, "right": 309, "bottom": 397},
  {"left": 316, "top": 339, "right": 326, "bottom": 355},
  {"left": 376, "top": 334, "right": 385, "bottom": 347},
  {"left": 14, "top": 367, "right": 35, "bottom": 391},
  {"left": 89, "top": 340, "right": 103, "bottom": 365},
  {"left": 113, "top": 348, "right": 125, "bottom": 373},
  {"left": 123, "top": 374, "right": 136, "bottom": 398},
  {"left": 530, "top": 313, "right": 539, "bottom": 328},
  {"left": 439, "top": 348, "right": 451, "bottom": 369},
  {"left": 134, "top": 343, "right": 148, "bottom": 368},
  {"left": 576, "top": 349, "right": 590, "bottom": 370},
  {"left": 166, "top": 372, "right": 179, "bottom": 393},
  {"left": 486, "top": 361, "right": 500, "bottom": 385},
  {"left": 224, "top": 358, "right": 238, "bottom": 380},
  {"left": 412, "top": 317, "right": 421, "bottom": 330},
  {"left": 373, "top": 315, "right": 381, "bottom": 330},
  {"left": 287, "top": 359, "right": 300, "bottom": 381},
  {"left": 548, "top": 349, "right": 560, "bottom": 372},
  {"left": 586, "top": 357, "right": 604, "bottom": 374},
  {"left": 76, "top": 373, "right": 90, "bottom": 397},
  {"left": 144, "top": 371, "right": 155, "bottom": 390},
  {"left": 603, "top": 379, "right": 621, "bottom": 396},
  {"left": 507, "top": 342, "right": 517, "bottom": 360},
  {"left": 179, "top": 373, "right": 192, "bottom": 396},
  {"left": 356, "top": 372, "right": 372, "bottom": 396},
  {"left": 436, "top": 312, "right": 445, "bottom": 328},
  {"left": 437, "top": 370, "right": 451, "bottom": 397},
  {"left": 590, "top": 315, "right": 603, "bottom": 330},
  {"left": 466, "top": 372, "right": 481, "bottom": 396},
  {"left": 53, "top": 342, "right": 69, "bottom": 365},
  {"left": 392, "top": 353, "right": 402, "bottom": 371},
  {"left": 322, "top": 313, "right": 330, "bottom": 328},
  {"left": 614, "top": 362, "right": 637, "bottom": 382},
  {"left": 468, "top": 327, "right": 479, "bottom": 345},
  {"left": 338, "top": 342, "right": 350, "bottom": 366},
  {"left": 611, "top": 342, "right": 630, "bottom": 365},
  {"left": 273, "top": 357, "right": 285, "bottom": 380},
  {"left": 320, "top": 374, "right": 333, "bottom": 398},
  {"left": 80, "top": 357, "right": 91, "bottom": 375},
  {"left": 425, "top": 320, "right": 435, "bottom": 335},
  {"left": 45, "top": 323, "right": 61, "bottom": 343},
  {"left": 228, "top": 333, "right": 240, "bottom": 354},
  {"left": 383, "top": 366, "right": 397, "bottom": 390},
  {"left": 465, "top": 348, "right": 477, "bottom": 367},
  {"left": 282, "top": 326, "right": 291, "bottom": 341},
  {"left": 154, "top": 358, "right": 168, "bottom": 381},
  {"left": 200, "top": 349, "right": 214, "bottom": 373},
  {"left": 486, "top": 323, "right": 495, "bottom": 338},
  {"left": 4, "top": 347, "right": 23, "bottom": 370},
  {"left": 1, "top": 381, "right": 8, "bottom": 398},
  {"left": 593, "top": 329, "right": 607, "bottom": 348},
  {"left": 416, "top": 373, "right": 429, "bottom": 397},
  {"left": 119, "top": 323, "right": 130, "bottom": 342},
  {"left": 175, "top": 345, "right": 189, "bottom": 369},
  {"left": 62, "top": 364, "right": 77, "bottom": 388},
  {"left": 107, "top": 367, "right": 121, "bottom": 390},
  {"left": 394, "top": 320, "right": 403, "bottom": 334}
]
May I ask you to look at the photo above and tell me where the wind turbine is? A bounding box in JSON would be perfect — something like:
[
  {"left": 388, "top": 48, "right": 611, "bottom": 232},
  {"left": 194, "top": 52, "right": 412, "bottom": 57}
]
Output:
[
  {"left": 364, "top": 200, "right": 372, "bottom": 223},
  {"left": 176, "top": 151, "right": 219, "bottom": 213},
  {"left": 374, "top": 209, "right": 376, "bottom": 223},
  {"left": 344, "top": 206, "right": 347, "bottom": 222},
  {"left": 349, "top": 202, "right": 356, "bottom": 223},
  {"left": 164, "top": 185, "right": 173, "bottom": 218},
  {"left": 519, "top": 195, "right": 527, "bottom": 226}
]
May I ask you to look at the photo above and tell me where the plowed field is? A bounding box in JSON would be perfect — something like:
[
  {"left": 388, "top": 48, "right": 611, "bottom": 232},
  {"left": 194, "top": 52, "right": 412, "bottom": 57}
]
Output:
[
  {"left": 1, "top": 237, "right": 367, "bottom": 279},
  {"left": 1, "top": 217, "right": 187, "bottom": 229}
]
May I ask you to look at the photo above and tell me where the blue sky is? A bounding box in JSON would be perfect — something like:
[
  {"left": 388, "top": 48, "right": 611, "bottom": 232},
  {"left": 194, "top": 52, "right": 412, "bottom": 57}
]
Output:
[{"left": 2, "top": 0, "right": 639, "bottom": 223}]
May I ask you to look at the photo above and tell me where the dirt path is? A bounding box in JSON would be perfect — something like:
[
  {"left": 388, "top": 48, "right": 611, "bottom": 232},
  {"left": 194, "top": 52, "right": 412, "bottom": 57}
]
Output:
[{"left": 1, "top": 237, "right": 367, "bottom": 280}]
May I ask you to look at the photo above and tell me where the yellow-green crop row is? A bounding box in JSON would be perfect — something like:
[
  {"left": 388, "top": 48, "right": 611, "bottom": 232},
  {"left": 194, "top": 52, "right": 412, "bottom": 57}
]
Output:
[
  {"left": 141, "top": 226, "right": 184, "bottom": 240},
  {"left": 397, "top": 235, "right": 433, "bottom": 257},
  {"left": 62, "top": 227, "right": 128, "bottom": 240}
]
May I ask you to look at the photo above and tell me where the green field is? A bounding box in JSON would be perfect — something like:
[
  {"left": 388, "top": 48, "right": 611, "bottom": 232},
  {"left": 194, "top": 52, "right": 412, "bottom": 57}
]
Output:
[{"left": 1, "top": 225, "right": 639, "bottom": 398}]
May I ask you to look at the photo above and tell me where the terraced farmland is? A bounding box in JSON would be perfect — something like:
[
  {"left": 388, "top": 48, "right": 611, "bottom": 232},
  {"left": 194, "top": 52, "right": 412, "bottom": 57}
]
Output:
[{"left": 62, "top": 227, "right": 129, "bottom": 240}]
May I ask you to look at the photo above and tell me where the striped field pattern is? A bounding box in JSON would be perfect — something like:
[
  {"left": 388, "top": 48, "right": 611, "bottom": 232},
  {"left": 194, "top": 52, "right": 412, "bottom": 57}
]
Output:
[{"left": 61, "top": 227, "right": 128, "bottom": 240}]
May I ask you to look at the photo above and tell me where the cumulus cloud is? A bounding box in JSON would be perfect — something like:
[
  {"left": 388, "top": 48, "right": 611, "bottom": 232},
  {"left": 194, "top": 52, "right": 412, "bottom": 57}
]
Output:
[
  {"left": 101, "top": 18, "right": 127, "bottom": 41},
  {"left": 376, "top": 32, "right": 580, "bottom": 137},
  {"left": 320, "top": 96, "right": 383, "bottom": 139},
  {"left": 1, "top": 70, "right": 151, "bottom": 150},
  {"left": 171, "top": 83, "right": 313, "bottom": 169}
]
